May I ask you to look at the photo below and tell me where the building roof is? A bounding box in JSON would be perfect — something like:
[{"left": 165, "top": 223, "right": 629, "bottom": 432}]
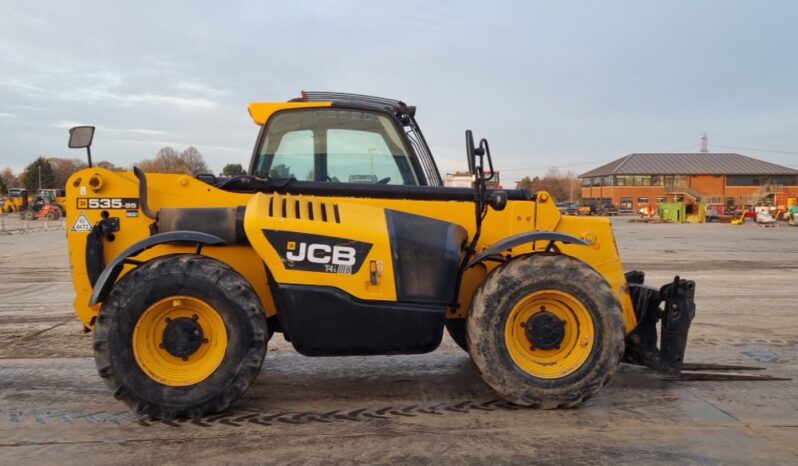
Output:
[{"left": 579, "top": 153, "right": 798, "bottom": 178}]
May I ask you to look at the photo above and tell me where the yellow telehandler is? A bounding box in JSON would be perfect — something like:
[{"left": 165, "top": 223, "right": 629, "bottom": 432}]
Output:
[{"left": 64, "top": 92, "right": 705, "bottom": 419}]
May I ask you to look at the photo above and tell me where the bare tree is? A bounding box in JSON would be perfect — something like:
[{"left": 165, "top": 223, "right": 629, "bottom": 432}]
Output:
[
  {"left": 180, "top": 146, "right": 210, "bottom": 175},
  {"left": 514, "top": 167, "right": 579, "bottom": 202},
  {"left": 48, "top": 157, "right": 86, "bottom": 190},
  {"left": 0, "top": 167, "right": 17, "bottom": 193},
  {"left": 139, "top": 147, "right": 190, "bottom": 174}
]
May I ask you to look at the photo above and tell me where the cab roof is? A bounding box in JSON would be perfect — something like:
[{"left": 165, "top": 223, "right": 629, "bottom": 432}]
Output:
[{"left": 247, "top": 91, "right": 415, "bottom": 126}]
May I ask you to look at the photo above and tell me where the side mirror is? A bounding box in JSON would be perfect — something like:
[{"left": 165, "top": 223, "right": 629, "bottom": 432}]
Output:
[
  {"left": 465, "top": 130, "right": 476, "bottom": 174},
  {"left": 464, "top": 129, "right": 494, "bottom": 181},
  {"left": 68, "top": 126, "right": 95, "bottom": 148},
  {"left": 68, "top": 126, "right": 95, "bottom": 167}
]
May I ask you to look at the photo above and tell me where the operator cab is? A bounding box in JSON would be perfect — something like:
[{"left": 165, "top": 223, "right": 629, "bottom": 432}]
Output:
[
  {"left": 248, "top": 92, "right": 442, "bottom": 187},
  {"left": 251, "top": 107, "right": 420, "bottom": 186}
]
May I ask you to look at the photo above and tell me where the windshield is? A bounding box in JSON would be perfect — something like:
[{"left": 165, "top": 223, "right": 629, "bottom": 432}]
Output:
[{"left": 253, "top": 108, "right": 419, "bottom": 185}]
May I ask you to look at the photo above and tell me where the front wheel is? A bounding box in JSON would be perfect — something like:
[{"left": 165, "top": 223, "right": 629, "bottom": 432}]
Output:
[
  {"left": 94, "top": 254, "right": 267, "bottom": 419},
  {"left": 467, "top": 254, "right": 625, "bottom": 408}
]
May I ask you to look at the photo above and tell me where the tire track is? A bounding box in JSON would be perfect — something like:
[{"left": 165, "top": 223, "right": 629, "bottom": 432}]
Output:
[{"left": 6, "top": 399, "right": 521, "bottom": 427}]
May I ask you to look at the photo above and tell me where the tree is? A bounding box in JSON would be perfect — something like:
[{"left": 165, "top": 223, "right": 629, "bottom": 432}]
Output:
[
  {"left": 269, "top": 163, "right": 291, "bottom": 178},
  {"left": 96, "top": 160, "right": 119, "bottom": 170},
  {"left": 48, "top": 157, "right": 86, "bottom": 190},
  {"left": 138, "top": 146, "right": 210, "bottom": 175},
  {"left": 222, "top": 163, "right": 246, "bottom": 177},
  {"left": 516, "top": 176, "right": 535, "bottom": 190},
  {"left": 180, "top": 146, "right": 210, "bottom": 175},
  {"left": 21, "top": 157, "right": 56, "bottom": 191},
  {"left": 0, "top": 167, "right": 17, "bottom": 194},
  {"left": 139, "top": 147, "right": 189, "bottom": 174},
  {"left": 514, "top": 168, "right": 578, "bottom": 202}
]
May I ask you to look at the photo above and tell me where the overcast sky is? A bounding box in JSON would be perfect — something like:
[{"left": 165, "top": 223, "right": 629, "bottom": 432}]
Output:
[{"left": 2, "top": 1, "right": 797, "bottom": 183}]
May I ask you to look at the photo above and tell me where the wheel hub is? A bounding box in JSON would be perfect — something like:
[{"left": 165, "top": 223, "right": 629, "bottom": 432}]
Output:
[
  {"left": 526, "top": 310, "right": 566, "bottom": 350},
  {"left": 162, "top": 316, "right": 204, "bottom": 358}
]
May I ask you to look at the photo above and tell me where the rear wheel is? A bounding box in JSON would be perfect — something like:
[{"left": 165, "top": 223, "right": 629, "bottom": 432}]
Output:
[
  {"left": 467, "top": 254, "right": 625, "bottom": 408},
  {"left": 94, "top": 254, "right": 267, "bottom": 419}
]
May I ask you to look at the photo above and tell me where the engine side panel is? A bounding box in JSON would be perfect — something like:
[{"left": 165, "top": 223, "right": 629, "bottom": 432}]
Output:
[{"left": 244, "top": 192, "right": 400, "bottom": 302}]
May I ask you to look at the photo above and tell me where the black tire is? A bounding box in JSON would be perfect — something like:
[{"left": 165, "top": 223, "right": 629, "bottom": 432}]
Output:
[
  {"left": 55, "top": 203, "right": 66, "bottom": 218},
  {"left": 445, "top": 319, "right": 469, "bottom": 352},
  {"left": 467, "top": 254, "right": 625, "bottom": 408},
  {"left": 94, "top": 254, "right": 267, "bottom": 419}
]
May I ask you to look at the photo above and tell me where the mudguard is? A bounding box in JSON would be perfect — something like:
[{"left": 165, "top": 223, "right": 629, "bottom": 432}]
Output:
[
  {"left": 467, "top": 231, "right": 589, "bottom": 268},
  {"left": 88, "top": 231, "right": 226, "bottom": 306}
]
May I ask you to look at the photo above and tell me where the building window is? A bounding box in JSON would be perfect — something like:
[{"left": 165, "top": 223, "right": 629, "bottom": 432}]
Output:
[
  {"left": 603, "top": 175, "right": 613, "bottom": 186},
  {"left": 656, "top": 197, "right": 666, "bottom": 203},
  {"left": 770, "top": 175, "right": 798, "bottom": 185},
  {"left": 620, "top": 197, "right": 633, "bottom": 209},
  {"left": 581, "top": 177, "right": 591, "bottom": 187},
  {"left": 650, "top": 176, "right": 662, "bottom": 186},
  {"left": 637, "top": 197, "right": 649, "bottom": 204},
  {"left": 727, "top": 175, "right": 761, "bottom": 186}
]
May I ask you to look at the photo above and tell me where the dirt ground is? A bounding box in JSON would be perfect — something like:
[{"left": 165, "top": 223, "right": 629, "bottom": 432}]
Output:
[{"left": 0, "top": 221, "right": 796, "bottom": 465}]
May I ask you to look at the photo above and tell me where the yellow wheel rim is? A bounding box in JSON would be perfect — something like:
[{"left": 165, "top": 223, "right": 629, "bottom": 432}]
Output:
[
  {"left": 505, "top": 289, "right": 595, "bottom": 379},
  {"left": 133, "top": 296, "right": 228, "bottom": 386}
]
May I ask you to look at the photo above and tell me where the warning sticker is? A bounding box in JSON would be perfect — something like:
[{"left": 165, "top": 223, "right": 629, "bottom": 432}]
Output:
[{"left": 72, "top": 214, "right": 93, "bottom": 232}]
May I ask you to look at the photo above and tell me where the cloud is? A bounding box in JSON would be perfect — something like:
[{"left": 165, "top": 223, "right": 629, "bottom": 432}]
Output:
[
  {"left": 57, "top": 88, "right": 218, "bottom": 109},
  {"left": 0, "top": 112, "right": 17, "bottom": 118},
  {"left": 127, "top": 128, "right": 168, "bottom": 135},
  {"left": 0, "top": 77, "right": 219, "bottom": 110},
  {"left": 50, "top": 120, "right": 167, "bottom": 135},
  {"left": 176, "top": 80, "right": 228, "bottom": 98}
]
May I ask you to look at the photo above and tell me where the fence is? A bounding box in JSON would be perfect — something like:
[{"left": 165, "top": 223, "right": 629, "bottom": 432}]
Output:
[{"left": 0, "top": 213, "right": 66, "bottom": 234}]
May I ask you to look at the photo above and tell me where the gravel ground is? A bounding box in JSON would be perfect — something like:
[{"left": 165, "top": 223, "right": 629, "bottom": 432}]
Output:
[{"left": 0, "top": 220, "right": 796, "bottom": 465}]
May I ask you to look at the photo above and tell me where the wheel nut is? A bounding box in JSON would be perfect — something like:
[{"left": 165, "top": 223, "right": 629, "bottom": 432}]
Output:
[
  {"left": 182, "top": 356, "right": 188, "bottom": 361},
  {"left": 520, "top": 321, "right": 527, "bottom": 328},
  {"left": 192, "top": 314, "right": 199, "bottom": 321},
  {"left": 159, "top": 343, "right": 164, "bottom": 348},
  {"left": 202, "top": 338, "right": 209, "bottom": 344},
  {"left": 165, "top": 317, "right": 171, "bottom": 323}
]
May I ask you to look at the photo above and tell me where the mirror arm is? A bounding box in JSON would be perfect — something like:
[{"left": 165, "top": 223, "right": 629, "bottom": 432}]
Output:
[{"left": 86, "top": 146, "right": 93, "bottom": 168}]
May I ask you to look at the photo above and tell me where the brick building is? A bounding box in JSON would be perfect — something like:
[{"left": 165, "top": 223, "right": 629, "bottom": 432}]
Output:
[{"left": 579, "top": 153, "right": 798, "bottom": 214}]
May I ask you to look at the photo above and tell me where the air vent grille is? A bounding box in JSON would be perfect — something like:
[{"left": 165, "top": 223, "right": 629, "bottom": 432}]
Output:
[{"left": 267, "top": 194, "right": 340, "bottom": 223}]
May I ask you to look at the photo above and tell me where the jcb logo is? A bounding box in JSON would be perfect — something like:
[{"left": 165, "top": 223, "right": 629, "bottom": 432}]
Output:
[
  {"left": 286, "top": 242, "right": 357, "bottom": 266},
  {"left": 263, "top": 230, "right": 372, "bottom": 275}
]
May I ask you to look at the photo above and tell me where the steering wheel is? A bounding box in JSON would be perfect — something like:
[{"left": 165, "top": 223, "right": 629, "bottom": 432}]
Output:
[{"left": 377, "top": 177, "right": 391, "bottom": 184}]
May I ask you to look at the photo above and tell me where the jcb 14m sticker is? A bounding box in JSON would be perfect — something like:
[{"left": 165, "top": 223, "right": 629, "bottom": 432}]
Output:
[
  {"left": 262, "top": 230, "right": 372, "bottom": 274},
  {"left": 77, "top": 198, "right": 139, "bottom": 209}
]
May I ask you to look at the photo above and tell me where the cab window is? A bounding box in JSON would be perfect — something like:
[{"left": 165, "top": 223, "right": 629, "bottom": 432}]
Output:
[{"left": 254, "top": 109, "right": 419, "bottom": 185}]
